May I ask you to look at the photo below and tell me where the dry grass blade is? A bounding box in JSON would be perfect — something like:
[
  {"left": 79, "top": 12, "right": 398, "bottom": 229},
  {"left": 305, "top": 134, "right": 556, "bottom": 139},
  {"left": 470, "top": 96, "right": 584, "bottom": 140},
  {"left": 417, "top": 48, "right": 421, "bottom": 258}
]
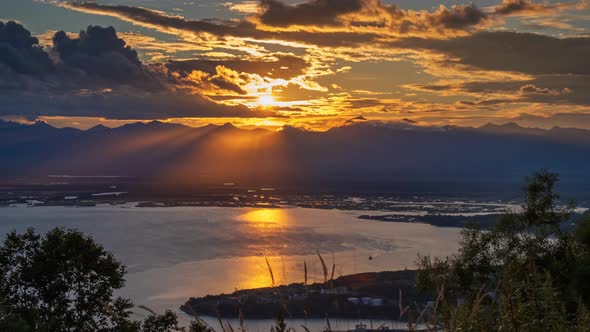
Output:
[
  {"left": 265, "top": 256, "right": 275, "bottom": 287},
  {"left": 216, "top": 308, "right": 228, "bottom": 332},
  {"left": 136, "top": 305, "right": 156, "bottom": 316},
  {"left": 330, "top": 263, "right": 336, "bottom": 281},
  {"left": 428, "top": 320, "right": 439, "bottom": 332},
  {"left": 239, "top": 306, "right": 245, "bottom": 332},
  {"left": 325, "top": 314, "right": 332, "bottom": 332},
  {"left": 470, "top": 286, "right": 488, "bottom": 322},
  {"left": 301, "top": 325, "right": 311, "bottom": 332},
  {"left": 415, "top": 302, "right": 427, "bottom": 324},
  {"left": 225, "top": 321, "right": 235, "bottom": 332},
  {"left": 433, "top": 283, "right": 445, "bottom": 316},
  {"left": 281, "top": 256, "right": 287, "bottom": 281},
  {"left": 304, "top": 260, "right": 308, "bottom": 285},
  {"left": 188, "top": 306, "right": 215, "bottom": 331},
  {"left": 426, "top": 294, "right": 441, "bottom": 332},
  {"left": 316, "top": 250, "right": 328, "bottom": 282},
  {"left": 195, "top": 316, "right": 215, "bottom": 330},
  {"left": 183, "top": 301, "right": 201, "bottom": 318},
  {"left": 281, "top": 302, "right": 293, "bottom": 319},
  {"left": 398, "top": 288, "right": 410, "bottom": 321},
  {"left": 423, "top": 283, "right": 445, "bottom": 330}
]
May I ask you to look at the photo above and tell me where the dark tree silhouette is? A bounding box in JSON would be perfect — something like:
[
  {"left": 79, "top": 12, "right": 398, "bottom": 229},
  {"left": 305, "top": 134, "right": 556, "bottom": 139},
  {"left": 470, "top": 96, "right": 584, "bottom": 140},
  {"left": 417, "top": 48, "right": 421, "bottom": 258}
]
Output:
[
  {"left": 0, "top": 228, "right": 220, "bottom": 332},
  {"left": 0, "top": 228, "right": 135, "bottom": 331},
  {"left": 417, "top": 170, "right": 590, "bottom": 330}
]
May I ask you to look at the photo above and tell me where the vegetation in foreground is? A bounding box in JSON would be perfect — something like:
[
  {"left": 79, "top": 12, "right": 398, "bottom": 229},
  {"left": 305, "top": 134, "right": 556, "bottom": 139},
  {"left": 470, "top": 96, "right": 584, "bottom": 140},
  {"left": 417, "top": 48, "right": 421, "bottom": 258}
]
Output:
[
  {"left": 417, "top": 170, "right": 590, "bottom": 331},
  {"left": 0, "top": 227, "right": 215, "bottom": 332},
  {"left": 1, "top": 170, "right": 590, "bottom": 331}
]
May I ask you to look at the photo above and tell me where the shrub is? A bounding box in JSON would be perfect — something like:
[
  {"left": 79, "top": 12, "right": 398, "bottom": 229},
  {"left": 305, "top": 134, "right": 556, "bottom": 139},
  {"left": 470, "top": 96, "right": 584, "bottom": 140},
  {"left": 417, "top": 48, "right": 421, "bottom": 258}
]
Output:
[{"left": 417, "top": 170, "right": 590, "bottom": 330}]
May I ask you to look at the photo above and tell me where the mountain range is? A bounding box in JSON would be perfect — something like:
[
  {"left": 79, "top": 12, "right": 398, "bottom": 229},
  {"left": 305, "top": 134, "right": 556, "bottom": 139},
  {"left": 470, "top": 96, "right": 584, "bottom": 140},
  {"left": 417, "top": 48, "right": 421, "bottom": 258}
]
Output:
[{"left": 1, "top": 120, "right": 589, "bottom": 192}]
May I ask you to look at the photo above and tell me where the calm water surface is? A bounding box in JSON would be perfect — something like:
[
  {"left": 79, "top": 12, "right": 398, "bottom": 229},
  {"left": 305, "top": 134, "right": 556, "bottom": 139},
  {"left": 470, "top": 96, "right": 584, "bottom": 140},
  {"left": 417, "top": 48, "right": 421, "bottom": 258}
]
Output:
[{"left": 0, "top": 205, "right": 462, "bottom": 331}]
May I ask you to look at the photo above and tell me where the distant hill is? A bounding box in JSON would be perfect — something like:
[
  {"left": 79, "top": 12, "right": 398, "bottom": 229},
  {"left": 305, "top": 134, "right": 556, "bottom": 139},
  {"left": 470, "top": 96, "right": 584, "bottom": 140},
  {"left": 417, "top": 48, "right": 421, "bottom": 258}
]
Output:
[{"left": 1, "top": 120, "right": 589, "bottom": 192}]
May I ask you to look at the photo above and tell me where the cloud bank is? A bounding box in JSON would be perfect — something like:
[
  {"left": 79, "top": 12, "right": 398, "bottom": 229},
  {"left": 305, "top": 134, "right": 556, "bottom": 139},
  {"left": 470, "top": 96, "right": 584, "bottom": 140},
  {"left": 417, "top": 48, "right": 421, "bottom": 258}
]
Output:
[
  {"left": 2, "top": 0, "right": 589, "bottom": 129},
  {"left": 0, "top": 21, "right": 279, "bottom": 120}
]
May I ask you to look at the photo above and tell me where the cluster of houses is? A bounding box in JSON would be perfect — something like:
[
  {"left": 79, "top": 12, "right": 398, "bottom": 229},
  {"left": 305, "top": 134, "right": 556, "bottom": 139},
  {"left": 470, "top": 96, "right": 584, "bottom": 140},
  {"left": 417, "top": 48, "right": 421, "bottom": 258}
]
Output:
[
  {"left": 346, "top": 297, "right": 385, "bottom": 307},
  {"left": 183, "top": 271, "right": 421, "bottom": 322},
  {"left": 249, "top": 284, "right": 388, "bottom": 308}
]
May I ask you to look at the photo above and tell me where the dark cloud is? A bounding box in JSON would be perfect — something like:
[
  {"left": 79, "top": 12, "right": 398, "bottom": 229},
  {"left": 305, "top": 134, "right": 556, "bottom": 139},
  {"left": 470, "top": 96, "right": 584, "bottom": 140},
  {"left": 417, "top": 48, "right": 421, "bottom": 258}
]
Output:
[
  {"left": 61, "top": 0, "right": 491, "bottom": 48},
  {"left": 512, "top": 112, "right": 590, "bottom": 130},
  {"left": 0, "top": 22, "right": 281, "bottom": 120},
  {"left": 257, "top": 0, "right": 488, "bottom": 34},
  {"left": 59, "top": 1, "right": 583, "bottom": 49},
  {"left": 0, "top": 21, "right": 54, "bottom": 75},
  {"left": 411, "top": 4, "right": 487, "bottom": 31},
  {"left": 62, "top": 1, "right": 383, "bottom": 47},
  {"left": 414, "top": 74, "right": 590, "bottom": 106},
  {"left": 467, "top": 76, "right": 587, "bottom": 104},
  {"left": 517, "top": 76, "right": 588, "bottom": 105},
  {"left": 208, "top": 76, "right": 248, "bottom": 95},
  {"left": 166, "top": 55, "right": 309, "bottom": 80},
  {"left": 53, "top": 26, "right": 156, "bottom": 86},
  {"left": 344, "top": 115, "right": 368, "bottom": 124},
  {"left": 395, "top": 31, "right": 590, "bottom": 75},
  {"left": 5, "top": 2, "right": 588, "bottom": 125},
  {"left": 257, "top": 0, "right": 488, "bottom": 33},
  {"left": 259, "top": 0, "right": 364, "bottom": 27},
  {"left": 494, "top": 0, "right": 555, "bottom": 15},
  {"left": 519, "top": 84, "right": 565, "bottom": 95},
  {"left": 401, "top": 118, "right": 418, "bottom": 124},
  {"left": 395, "top": 29, "right": 590, "bottom": 108},
  {"left": 347, "top": 98, "right": 383, "bottom": 109},
  {"left": 474, "top": 99, "right": 514, "bottom": 106},
  {"left": 54, "top": 26, "right": 140, "bottom": 66},
  {"left": 62, "top": 2, "right": 263, "bottom": 38},
  {"left": 0, "top": 91, "right": 278, "bottom": 120}
]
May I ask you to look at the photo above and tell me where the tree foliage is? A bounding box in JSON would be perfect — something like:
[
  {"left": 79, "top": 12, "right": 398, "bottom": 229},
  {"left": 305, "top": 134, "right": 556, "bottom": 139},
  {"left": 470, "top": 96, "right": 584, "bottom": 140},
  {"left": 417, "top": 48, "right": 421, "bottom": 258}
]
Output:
[
  {"left": 417, "top": 170, "right": 590, "bottom": 330},
  {"left": 140, "top": 310, "right": 183, "bottom": 332},
  {"left": 0, "top": 228, "right": 135, "bottom": 331},
  {"left": 0, "top": 228, "right": 215, "bottom": 332}
]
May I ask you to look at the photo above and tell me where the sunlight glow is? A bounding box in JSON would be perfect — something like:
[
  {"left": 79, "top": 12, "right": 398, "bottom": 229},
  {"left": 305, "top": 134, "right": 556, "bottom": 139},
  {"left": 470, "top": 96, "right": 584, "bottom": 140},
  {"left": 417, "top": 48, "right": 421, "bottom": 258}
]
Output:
[
  {"left": 232, "top": 210, "right": 292, "bottom": 288},
  {"left": 234, "top": 256, "right": 284, "bottom": 289},
  {"left": 238, "top": 208, "right": 287, "bottom": 226},
  {"left": 257, "top": 94, "right": 277, "bottom": 107}
]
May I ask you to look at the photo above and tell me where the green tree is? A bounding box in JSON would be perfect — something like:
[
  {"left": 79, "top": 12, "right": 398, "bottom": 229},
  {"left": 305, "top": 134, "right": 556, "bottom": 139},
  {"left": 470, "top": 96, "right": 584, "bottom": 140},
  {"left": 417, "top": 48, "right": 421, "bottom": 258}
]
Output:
[
  {"left": 141, "top": 311, "right": 183, "bottom": 332},
  {"left": 0, "top": 227, "right": 218, "bottom": 332},
  {"left": 574, "top": 213, "right": 590, "bottom": 306},
  {"left": 187, "top": 318, "right": 215, "bottom": 332},
  {"left": 138, "top": 310, "right": 214, "bottom": 332},
  {"left": 417, "top": 170, "right": 590, "bottom": 330},
  {"left": 0, "top": 228, "right": 136, "bottom": 331}
]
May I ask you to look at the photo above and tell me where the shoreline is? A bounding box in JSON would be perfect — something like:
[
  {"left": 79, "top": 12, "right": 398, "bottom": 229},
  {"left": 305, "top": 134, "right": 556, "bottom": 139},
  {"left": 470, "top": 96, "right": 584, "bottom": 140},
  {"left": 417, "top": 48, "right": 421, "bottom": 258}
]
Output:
[
  {"left": 181, "top": 270, "right": 427, "bottom": 321},
  {"left": 0, "top": 188, "right": 524, "bottom": 230}
]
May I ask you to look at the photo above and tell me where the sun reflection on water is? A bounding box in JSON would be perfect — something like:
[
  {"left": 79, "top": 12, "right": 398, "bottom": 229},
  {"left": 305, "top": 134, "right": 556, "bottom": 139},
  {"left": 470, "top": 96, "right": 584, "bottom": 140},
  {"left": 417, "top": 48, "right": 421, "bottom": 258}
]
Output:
[
  {"left": 237, "top": 208, "right": 289, "bottom": 229},
  {"left": 233, "top": 256, "right": 281, "bottom": 290},
  {"left": 233, "top": 209, "right": 292, "bottom": 289}
]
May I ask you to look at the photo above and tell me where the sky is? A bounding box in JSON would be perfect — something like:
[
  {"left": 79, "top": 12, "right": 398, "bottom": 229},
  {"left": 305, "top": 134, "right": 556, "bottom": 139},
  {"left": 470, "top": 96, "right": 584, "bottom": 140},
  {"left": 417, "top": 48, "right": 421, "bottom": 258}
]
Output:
[{"left": 1, "top": 0, "right": 589, "bottom": 130}]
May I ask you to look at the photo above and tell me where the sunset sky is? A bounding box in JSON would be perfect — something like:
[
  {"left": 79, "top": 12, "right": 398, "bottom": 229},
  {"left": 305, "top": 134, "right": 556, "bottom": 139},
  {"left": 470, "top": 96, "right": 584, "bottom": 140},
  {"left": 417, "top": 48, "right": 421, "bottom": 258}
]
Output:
[{"left": 1, "top": 0, "right": 589, "bottom": 130}]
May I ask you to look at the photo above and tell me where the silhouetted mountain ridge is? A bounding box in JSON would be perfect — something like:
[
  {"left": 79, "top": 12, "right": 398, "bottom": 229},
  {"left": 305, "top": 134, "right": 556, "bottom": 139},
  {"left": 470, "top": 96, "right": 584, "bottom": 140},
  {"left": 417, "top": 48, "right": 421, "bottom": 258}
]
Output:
[{"left": 1, "top": 120, "right": 589, "bottom": 189}]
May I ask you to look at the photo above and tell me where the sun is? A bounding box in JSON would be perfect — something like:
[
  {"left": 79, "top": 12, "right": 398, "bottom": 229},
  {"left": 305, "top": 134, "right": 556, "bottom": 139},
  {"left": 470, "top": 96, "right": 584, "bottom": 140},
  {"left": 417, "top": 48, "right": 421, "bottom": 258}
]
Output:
[{"left": 257, "top": 94, "right": 276, "bottom": 107}]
